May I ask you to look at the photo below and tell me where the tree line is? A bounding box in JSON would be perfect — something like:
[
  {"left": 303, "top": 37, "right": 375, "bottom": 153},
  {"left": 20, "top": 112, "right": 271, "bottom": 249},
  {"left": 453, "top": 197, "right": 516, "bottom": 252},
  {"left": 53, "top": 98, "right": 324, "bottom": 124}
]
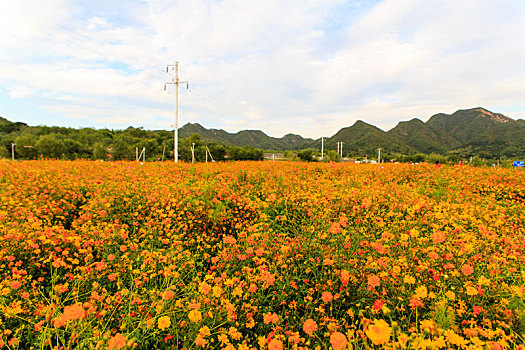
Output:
[{"left": 0, "top": 119, "right": 263, "bottom": 161}]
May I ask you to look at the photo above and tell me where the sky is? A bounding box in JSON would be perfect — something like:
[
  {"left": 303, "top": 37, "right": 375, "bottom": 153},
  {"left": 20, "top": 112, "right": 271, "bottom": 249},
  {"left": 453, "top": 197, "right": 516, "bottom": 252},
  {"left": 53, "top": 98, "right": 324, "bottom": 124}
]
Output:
[{"left": 1, "top": 0, "right": 524, "bottom": 139}]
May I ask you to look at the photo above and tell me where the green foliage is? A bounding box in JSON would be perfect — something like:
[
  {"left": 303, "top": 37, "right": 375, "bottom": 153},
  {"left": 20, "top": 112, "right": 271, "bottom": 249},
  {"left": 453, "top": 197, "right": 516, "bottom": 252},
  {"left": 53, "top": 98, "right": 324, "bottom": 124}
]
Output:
[
  {"left": 227, "top": 145, "right": 264, "bottom": 161},
  {"left": 0, "top": 144, "right": 9, "bottom": 159},
  {"left": 92, "top": 143, "right": 106, "bottom": 160},
  {"left": 297, "top": 149, "right": 315, "bottom": 162},
  {"left": 36, "top": 134, "right": 65, "bottom": 159},
  {"left": 14, "top": 134, "right": 38, "bottom": 159},
  {"left": 325, "top": 150, "right": 340, "bottom": 162},
  {"left": 431, "top": 299, "right": 456, "bottom": 330}
]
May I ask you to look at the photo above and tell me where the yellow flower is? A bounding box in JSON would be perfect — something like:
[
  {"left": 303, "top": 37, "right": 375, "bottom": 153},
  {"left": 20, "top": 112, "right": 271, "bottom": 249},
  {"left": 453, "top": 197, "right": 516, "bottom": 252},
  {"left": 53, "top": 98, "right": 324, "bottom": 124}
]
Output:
[
  {"left": 365, "top": 319, "right": 392, "bottom": 345},
  {"left": 188, "top": 309, "right": 202, "bottom": 323},
  {"left": 420, "top": 319, "right": 435, "bottom": 333},
  {"left": 157, "top": 315, "right": 171, "bottom": 330},
  {"left": 465, "top": 286, "right": 478, "bottom": 296},
  {"left": 477, "top": 275, "right": 491, "bottom": 286},
  {"left": 404, "top": 275, "right": 415, "bottom": 284},
  {"left": 445, "top": 291, "right": 455, "bottom": 300},
  {"left": 198, "top": 326, "right": 211, "bottom": 337},
  {"left": 414, "top": 286, "right": 428, "bottom": 299}
]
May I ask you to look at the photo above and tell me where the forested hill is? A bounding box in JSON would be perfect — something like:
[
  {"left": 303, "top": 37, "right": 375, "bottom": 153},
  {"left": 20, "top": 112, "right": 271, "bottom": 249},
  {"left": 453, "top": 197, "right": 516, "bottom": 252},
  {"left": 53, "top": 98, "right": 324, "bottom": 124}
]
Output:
[{"left": 1, "top": 107, "right": 524, "bottom": 160}]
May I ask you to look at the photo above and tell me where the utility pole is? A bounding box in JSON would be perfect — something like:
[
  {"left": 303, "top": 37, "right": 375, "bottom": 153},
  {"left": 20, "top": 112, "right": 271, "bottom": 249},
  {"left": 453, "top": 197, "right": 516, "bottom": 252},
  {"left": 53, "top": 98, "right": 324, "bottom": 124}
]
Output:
[
  {"left": 11, "top": 143, "right": 15, "bottom": 161},
  {"left": 377, "top": 148, "right": 381, "bottom": 164},
  {"left": 206, "top": 146, "right": 214, "bottom": 163},
  {"left": 191, "top": 143, "right": 195, "bottom": 164},
  {"left": 321, "top": 137, "right": 324, "bottom": 160},
  {"left": 137, "top": 147, "right": 145, "bottom": 162},
  {"left": 165, "top": 62, "right": 189, "bottom": 163},
  {"left": 340, "top": 142, "right": 344, "bottom": 157}
]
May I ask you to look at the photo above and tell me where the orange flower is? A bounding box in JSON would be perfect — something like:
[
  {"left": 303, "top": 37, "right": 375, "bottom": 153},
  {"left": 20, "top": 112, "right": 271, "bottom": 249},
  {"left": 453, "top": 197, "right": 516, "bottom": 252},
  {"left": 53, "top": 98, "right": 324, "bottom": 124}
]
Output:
[
  {"left": 63, "top": 303, "right": 85, "bottom": 320},
  {"left": 260, "top": 270, "right": 276, "bottom": 286},
  {"left": 108, "top": 333, "right": 127, "bottom": 350},
  {"left": 268, "top": 338, "right": 283, "bottom": 350},
  {"left": 303, "top": 318, "right": 318, "bottom": 336},
  {"left": 432, "top": 231, "right": 446, "bottom": 244},
  {"left": 374, "top": 242, "right": 385, "bottom": 254},
  {"left": 366, "top": 319, "right": 392, "bottom": 345},
  {"left": 94, "top": 261, "right": 106, "bottom": 271},
  {"left": 195, "top": 336, "right": 207, "bottom": 347},
  {"left": 223, "top": 236, "right": 237, "bottom": 244},
  {"left": 162, "top": 290, "right": 175, "bottom": 300},
  {"left": 330, "top": 332, "right": 348, "bottom": 350},
  {"left": 330, "top": 222, "right": 342, "bottom": 234},
  {"left": 340, "top": 269, "right": 350, "bottom": 285},
  {"left": 10, "top": 281, "right": 21, "bottom": 289},
  {"left": 409, "top": 297, "right": 424, "bottom": 309},
  {"left": 428, "top": 251, "right": 439, "bottom": 260},
  {"left": 368, "top": 275, "right": 380, "bottom": 288},
  {"left": 322, "top": 291, "right": 333, "bottom": 302},
  {"left": 158, "top": 315, "right": 171, "bottom": 330},
  {"left": 461, "top": 264, "right": 474, "bottom": 276},
  {"left": 53, "top": 303, "right": 85, "bottom": 328},
  {"left": 263, "top": 312, "right": 279, "bottom": 324}
]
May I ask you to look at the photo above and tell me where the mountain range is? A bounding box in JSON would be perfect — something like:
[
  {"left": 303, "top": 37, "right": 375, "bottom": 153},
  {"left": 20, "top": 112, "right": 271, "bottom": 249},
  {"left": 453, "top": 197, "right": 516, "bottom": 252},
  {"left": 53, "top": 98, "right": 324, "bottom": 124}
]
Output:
[{"left": 179, "top": 107, "right": 525, "bottom": 157}]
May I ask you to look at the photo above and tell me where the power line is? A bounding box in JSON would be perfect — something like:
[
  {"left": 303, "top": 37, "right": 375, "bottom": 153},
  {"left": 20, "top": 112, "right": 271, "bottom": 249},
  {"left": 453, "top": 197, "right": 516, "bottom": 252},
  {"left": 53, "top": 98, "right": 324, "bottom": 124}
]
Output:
[{"left": 189, "top": 88, "right": 246, "bottom": 117}]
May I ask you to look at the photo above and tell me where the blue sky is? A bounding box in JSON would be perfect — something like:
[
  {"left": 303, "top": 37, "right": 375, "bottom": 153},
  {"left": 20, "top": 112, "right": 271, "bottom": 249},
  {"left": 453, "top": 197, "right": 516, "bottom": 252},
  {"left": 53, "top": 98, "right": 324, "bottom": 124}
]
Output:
[{"left": 1, "top": 0, "right": 524, "bottom": 138}]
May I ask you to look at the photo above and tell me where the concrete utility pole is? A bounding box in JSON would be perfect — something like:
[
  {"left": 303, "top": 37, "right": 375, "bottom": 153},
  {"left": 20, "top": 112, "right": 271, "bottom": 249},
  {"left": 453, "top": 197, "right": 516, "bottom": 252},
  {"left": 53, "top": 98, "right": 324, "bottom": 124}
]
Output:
[
  {"left": 321, "top": 137, "right": 324, "bottom": 160},
  {"left": 339, "top": 142, "right": 344, "bottom": 157},
  {"left": 165, "top": 62, "right": 189, "bottom": 163},
  {"left": 11, "top": 143, "right": 15, "bottom": 161},
  {"left": 377, "top": 148, "right": 382, "bottom": 164},
  {"left": 191, "top": 143, "right": 195, "bottom": 164}
]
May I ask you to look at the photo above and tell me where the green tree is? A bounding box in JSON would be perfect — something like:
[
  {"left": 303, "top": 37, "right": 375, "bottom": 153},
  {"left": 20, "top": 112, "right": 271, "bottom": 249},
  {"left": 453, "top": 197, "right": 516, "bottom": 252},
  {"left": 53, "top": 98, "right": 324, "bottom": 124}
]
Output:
[
  {"left": 36, "top": 134, "right": 65, "bottom": 158},
  {"left": 14, "top": 134, "right": 38, "bottom": 159},
  {"left": 0, "top": 145, "right": 9, "bottom": 159},
  {"left": 92, "top": 143, "right": 107, "bottom": 160},
  {"left": 109, "top": 135, "right": 132, "bottom": 160},
  {"left": 325, "top": 150, "right": 340, "bottom": 162},
  {"left": 297, "top": 149, "right": 315, "bottom": 162}
]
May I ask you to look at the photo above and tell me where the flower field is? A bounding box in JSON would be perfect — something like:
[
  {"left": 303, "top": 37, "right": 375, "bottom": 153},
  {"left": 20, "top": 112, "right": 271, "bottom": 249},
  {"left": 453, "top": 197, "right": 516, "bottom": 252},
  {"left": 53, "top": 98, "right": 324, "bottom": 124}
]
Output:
[{"left": 0, "top": 160, "right": 524, "bottom": 349}]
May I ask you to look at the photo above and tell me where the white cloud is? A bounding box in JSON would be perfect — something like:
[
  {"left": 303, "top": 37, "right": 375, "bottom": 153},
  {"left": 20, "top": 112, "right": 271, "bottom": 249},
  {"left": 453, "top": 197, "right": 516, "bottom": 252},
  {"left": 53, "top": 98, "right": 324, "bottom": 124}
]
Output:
[{"left": 0, "top": 0, "right": 524, "bottom": 138}]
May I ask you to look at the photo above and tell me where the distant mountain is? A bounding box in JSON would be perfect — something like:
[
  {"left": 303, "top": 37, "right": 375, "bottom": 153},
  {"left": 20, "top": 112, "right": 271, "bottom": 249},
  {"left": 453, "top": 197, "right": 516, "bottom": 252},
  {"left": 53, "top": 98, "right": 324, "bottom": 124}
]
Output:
[
  {"left": 322, "top": 120, "right": 415, "bottom": 154},
  {"left": 426, "top": 107, "right": 513, "bottom": 144},
  {"left": 387, "top": 118, "right": 461, "bottom": 153},
  {"left": 468, "top": 119, "right": 525, "bottom": 157},
  {"left": 179, "top": 123, "right": 312, "bottom": 150},
  {"left": 177, "top": 108, "right": 524, "bottom": 157},
  {"left": 179, "top": 123, "right": 232, "bottom": 144}
]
